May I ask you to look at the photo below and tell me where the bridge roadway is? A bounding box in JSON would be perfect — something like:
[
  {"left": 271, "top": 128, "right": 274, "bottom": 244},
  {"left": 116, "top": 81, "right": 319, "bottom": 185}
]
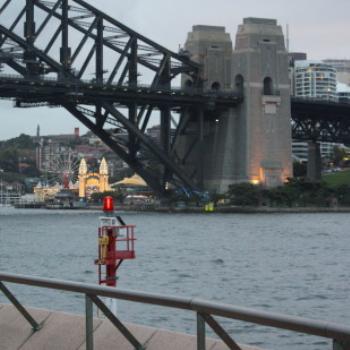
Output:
[
  {"left": 0, "top": 303, "right": 262, "bottom": 350},
  {"left": 0, "top": 74, "right": 242, "bottom": 109},
  {"left": 291, "top": 97, "right": 350, "bottom": 144}
]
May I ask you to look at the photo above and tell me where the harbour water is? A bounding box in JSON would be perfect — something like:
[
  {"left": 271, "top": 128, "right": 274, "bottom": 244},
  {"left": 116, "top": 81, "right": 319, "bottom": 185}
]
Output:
[{"left": 0, "top": 207, "right": 349, "bottom": 350}]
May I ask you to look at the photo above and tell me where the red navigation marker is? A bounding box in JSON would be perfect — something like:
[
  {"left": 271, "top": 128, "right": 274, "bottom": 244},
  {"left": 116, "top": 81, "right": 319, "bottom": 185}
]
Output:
[
  {"left": 96, "top": 197, "right": 136, "bottom": 289},
  {"left": 103, "top": 196, "right": 114, "bottom": 213}
]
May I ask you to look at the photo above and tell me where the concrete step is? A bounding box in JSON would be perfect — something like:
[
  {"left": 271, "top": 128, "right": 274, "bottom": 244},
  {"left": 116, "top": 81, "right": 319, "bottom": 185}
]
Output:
[{"left": 0, "top": 303, "right": 263, "bottom": 350}]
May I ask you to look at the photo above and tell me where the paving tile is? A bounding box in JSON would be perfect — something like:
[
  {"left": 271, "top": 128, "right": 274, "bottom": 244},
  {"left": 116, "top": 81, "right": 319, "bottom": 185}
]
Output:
[
  {"left": 0, "top": 304, "right": 50, "bottom": 350},
  {"left": 146, "top": 328, "right": 216, "bottom": 350},
  {"left": 0, "top": 305, "right": 265, "bottom": 350},
  {"left": 81, "top": 320, "right": 157, "bottom": 350},
  {"left": 211, "top": 342, "right": 265, "bottom": 350},
  {"left": 20, "top": 311, "right": 101, "bottom": 350}
]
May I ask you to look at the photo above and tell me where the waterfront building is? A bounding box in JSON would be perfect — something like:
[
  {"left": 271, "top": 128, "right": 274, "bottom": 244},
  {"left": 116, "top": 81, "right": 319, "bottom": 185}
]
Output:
[
  {"left": 337, "top": 82, "right": 350, "bottom": 102},
  {"left": 33, "top": 182, "right": 61, "bottom": 202},
  {"left": 288, "top": 52, "right": 307, "bottom": 96},
  {"left": 290, "top": 60, "right": 339, "bottom": 163},
  {"left": 293, "top": 61, "right": 337, "bottom": 101},
  {"left": 111, "top": 174, "right": 149, "bottom": 194}
]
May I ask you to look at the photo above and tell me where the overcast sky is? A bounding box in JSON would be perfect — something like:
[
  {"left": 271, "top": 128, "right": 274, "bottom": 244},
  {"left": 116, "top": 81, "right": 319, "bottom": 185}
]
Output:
[{"left": 1, "top": 0, "right": 350, "bottom": 140}]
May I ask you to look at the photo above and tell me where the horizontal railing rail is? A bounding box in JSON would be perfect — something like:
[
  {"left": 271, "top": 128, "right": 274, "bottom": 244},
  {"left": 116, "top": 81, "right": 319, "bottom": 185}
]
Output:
[{"left": 0, "top": 272, "right": 349, "bottom": 350}]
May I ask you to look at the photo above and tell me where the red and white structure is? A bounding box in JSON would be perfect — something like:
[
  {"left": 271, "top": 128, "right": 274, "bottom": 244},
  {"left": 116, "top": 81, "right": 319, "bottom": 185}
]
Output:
[{"left": 95, "top": 196, "right": 136, "bottom": 312}]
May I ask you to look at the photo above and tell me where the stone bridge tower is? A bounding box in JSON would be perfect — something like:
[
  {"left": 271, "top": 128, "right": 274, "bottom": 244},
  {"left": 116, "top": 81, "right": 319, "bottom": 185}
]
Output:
[
  {"left": 177, "top": 25, "right": 234, "bottom": 191},
  {"left": 232, "top": 18, "right": 292, "bottom": 188},
  {"left": 178, "top": 18, "right": 292, "bottom": 193}
]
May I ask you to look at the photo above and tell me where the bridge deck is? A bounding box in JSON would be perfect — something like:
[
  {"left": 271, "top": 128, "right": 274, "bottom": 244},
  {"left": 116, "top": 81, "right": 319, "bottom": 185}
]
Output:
[{"left": 0, "top": 303, "right": 263, "bottom": 350}]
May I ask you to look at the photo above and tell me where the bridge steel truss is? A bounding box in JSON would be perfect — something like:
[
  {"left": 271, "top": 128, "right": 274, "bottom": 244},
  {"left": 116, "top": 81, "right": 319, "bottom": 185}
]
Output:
[
  {"left": 0, "top": 0, "right": 241, "bottom": 196},
  {"left": 291, "top": 98, "right": 350, "bottom": 145}
]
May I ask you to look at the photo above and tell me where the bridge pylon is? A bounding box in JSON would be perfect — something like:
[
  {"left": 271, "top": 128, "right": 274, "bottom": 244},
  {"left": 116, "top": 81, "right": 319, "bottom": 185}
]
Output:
[{"left": 176, "top": 19, "right": 293, "bottom": 193}]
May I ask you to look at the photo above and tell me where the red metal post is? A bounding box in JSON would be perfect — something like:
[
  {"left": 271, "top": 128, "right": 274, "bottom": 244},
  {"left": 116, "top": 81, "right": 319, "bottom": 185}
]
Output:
[
  {"left": 95, "top": 197, "right": 136, "bottom": 288},
  {"left": 106, "top": 226, "right": 117, "bottom": 287}
]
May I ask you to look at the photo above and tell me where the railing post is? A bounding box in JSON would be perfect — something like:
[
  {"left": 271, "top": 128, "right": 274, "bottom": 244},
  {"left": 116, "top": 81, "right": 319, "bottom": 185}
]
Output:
[
  {"left": 0, "top": 281, "right": 41, "bottom": 331},
  {"left": 89, "top": 295, "right": 144, "bottom": 350},
  {"left": 85, "top": 294, "right": 94, "bottom": 350},
  {"left": 334, "top": 339, "right": 350, "bottom": 350},
  {"left": 197, "top": 312, "right": 206, "bottom": 350}
]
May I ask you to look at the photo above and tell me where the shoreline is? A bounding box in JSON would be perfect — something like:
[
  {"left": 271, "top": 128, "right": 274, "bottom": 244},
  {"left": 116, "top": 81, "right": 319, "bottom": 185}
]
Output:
[
  {"left": 12, "top": 203, "right": 350, "bottom": 213},
  {"left": 128, "top": 206, "right": 350, "bottom": 214}
]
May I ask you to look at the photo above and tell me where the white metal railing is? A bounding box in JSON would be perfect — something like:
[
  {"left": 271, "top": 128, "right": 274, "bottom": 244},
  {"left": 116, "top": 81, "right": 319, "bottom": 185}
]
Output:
[{"left": 0, "top": 272, "right": 349, "bottom": 350}]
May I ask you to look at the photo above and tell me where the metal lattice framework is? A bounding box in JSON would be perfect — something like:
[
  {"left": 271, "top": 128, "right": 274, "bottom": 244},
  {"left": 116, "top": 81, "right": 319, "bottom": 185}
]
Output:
[
  {"left": 0, "top": 0, "right": 241, "bottom": 196},
  {"left": 291, "top": 98, "right": 350, "bottom": 145},
  {"left": 2, "top": 1, "right": 349, "bottom": 195}
]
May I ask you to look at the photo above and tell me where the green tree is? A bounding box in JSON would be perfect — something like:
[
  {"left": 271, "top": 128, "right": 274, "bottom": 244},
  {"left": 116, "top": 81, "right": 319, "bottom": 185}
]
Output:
[
  {"left": 293, "top": 161, "right": 307, "bottom": 177},
  {"left": 227, "top": 183, "right": 262, "bottom": 206},
  {"left": 0, "top": 148, "right": 18, "bottom": 172},
  {"left": 331, "top": 146, "right": 347, "bottom": 167},
  {"left": 334, "top": 184, "right": 350, "bottom": 206},
  {"left": 4, "top": 134, "right": 35, "bottom": 149}
]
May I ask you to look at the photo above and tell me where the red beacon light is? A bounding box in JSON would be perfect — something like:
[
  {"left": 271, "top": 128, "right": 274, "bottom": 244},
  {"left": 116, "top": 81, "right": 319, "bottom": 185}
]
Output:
[
  {"left": 103, "top": 196, "right": 114, "bottom": 213},
  {"left": 96, "top": 196, "right": 136, "bottom": 292}
]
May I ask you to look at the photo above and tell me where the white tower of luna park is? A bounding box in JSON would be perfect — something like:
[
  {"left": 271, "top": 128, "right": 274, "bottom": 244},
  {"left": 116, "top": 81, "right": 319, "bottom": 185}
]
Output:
[
  {"left": 99, "top": 157, "right": 109, "bottom": 193},
  {"left": 78, "top": 158, "right": 87, "bottom": 198}
]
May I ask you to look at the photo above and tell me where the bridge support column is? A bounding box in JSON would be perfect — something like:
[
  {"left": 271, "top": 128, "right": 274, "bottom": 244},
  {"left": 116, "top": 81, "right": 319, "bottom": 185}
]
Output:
[
  {"left": 231, "top": 18, "right": 293, "bottom": 190},
  {"left": 128, "top": 38, "right": 138, "bottom": 161},
  {"left": 24, "top": 0, "right": 37, "bottom": 75},
  {"left": 178, "top": 20, "right": 292, "bottom": 194},
  {"left": 178, "top": 26, "right": 233, "bottom": 192},
  {"left": 161, "top": 107, "right": 171, "bottom": 188},
  {"left": 60, "top": 0, "right": 72, "bottom": 73},
  {"left": 159, "top": 56, "right": 172, "bottom": 189},
  {"left": 307, "top": 141, "right": 322, "bottom": 181},
  {"left": 334, "top": 339, "right": 350, "bottom": 350},
  {"left": 197, "top": 108, "right": 204, "bottom": 188}
]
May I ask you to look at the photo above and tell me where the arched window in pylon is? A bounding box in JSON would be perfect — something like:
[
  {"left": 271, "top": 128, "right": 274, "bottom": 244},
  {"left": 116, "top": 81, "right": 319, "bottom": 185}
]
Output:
[
  {"left": 263, "top": 77, "right": 273, "bottom": 95},
  {"left": 235, "top": 75, "right": 244, "bottom": 95},
  {"left": 185, "top": 79, "right": 193, "bottom": 88},
  {"left": 211, "top": 81, "right": 221, "bottom": 91}
]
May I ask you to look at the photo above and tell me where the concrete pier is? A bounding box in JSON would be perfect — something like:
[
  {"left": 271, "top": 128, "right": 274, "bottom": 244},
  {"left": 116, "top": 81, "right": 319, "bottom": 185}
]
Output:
[{"left": 0, "top": 303, "right": 263, "bottom": 350}]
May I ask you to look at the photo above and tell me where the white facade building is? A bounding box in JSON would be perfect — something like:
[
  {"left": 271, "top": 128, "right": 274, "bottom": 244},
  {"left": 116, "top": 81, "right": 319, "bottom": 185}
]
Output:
[
  {"left": 294, "top": 61, "right": 337, "bottom": 101},
  {"left": 324, "top": 59, "right": 350, "bottom": 85},
  {"left": 292, "top": 60, "right": 338, "bottom": 162},
  {"left": 337, "top": 82, "right": 350, "bottom": 102}
]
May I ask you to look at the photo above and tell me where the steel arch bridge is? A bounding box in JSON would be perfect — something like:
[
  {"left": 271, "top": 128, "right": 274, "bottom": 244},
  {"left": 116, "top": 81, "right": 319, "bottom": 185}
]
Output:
[
  {"left": 291, "top": 98, "right": 350, "bottom": 145},
  {"left": 0, "top": 0, "right": 241, "bottom": 196},
  {"left": 1, "top": 0, "right": 350, "bottom": 195}
]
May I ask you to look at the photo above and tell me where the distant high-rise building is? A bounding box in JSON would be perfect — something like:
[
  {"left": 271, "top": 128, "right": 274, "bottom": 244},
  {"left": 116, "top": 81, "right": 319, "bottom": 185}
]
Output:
[
  {"left": 74, "top": 127, "right": 80, "bottom": 138},
  {"left": 290, "top": 60, "right": 338, "bottom": 162},
  {"left": 323, "top": 59, "right": 350, "bottom": 85},
  {"left": 293, "top": 60, "right": 337, "bottom": 101},
  {"left": 35, "top": 125, "right": 43, "bottom": 171},
  {"left": 337, "top": 82, "right": 350, "bottom": 102},
  {"left": 289, "top": 52, "right": 307, "bottom": 65},
  {"left": 288, "top": 53, "right": 307, "bottom": 95}
]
